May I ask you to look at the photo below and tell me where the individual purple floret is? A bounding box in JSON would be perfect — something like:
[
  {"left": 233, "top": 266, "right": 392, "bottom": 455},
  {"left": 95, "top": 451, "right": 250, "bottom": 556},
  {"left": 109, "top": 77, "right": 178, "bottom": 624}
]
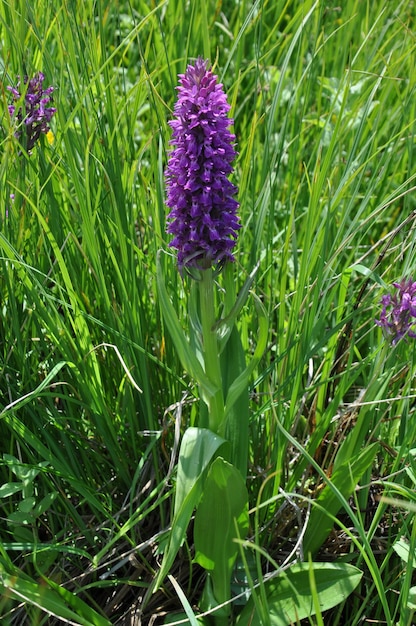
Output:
[
  {"left": 165, "top": 58, "right": 240, "bottom": 271},
  {"left": 7, "top": 72, "right": 56, "bottom": 152},
  {"left": 375, "top": 278, "right": 416, "bottom": 344}
]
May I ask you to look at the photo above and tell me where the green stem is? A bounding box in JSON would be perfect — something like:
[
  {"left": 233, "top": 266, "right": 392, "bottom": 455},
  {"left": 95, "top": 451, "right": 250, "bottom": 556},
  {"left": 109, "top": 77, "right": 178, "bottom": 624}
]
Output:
[{"left": 199, "top": 268, "right": 225, "bottom": 435}]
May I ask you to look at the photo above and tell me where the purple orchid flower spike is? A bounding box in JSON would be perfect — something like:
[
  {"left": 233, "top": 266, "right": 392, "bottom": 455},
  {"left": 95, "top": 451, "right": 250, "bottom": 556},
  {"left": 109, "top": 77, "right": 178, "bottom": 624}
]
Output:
[
  {"left": 7, "top": 72, "right": 56, "bottom": 152},
  {"left": 375, "top": 278, "right": 416, "bottom": 344},
  {"left": 165, "top": 58, "right": 240, "bottom": 273}
]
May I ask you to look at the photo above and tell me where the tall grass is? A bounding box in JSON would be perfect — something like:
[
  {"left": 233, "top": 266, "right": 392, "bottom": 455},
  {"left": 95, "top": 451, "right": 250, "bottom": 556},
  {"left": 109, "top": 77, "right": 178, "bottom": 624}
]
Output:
[{"left": 0, "top": 0, "right": 415, "bottom": 624}]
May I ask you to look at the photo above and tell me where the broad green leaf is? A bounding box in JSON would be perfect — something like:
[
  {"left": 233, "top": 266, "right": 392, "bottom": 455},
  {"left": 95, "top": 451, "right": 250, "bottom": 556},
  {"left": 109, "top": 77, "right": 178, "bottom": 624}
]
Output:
[
  {"left": 237, "top": 562, "right": 362, "bottom": 626},
  {"left": 155, "top": 428, "right": 227, "bottom": 589},
  {"left": 303, "top": 442, "right": 378, "bottom": 556},
  {"left": 0, "top": 482, "right": 23, "bottom": 498},
  {"left": 393, "top": 537, "right": 416, "bottom": 568},
  {"left": 199, "top": 574, "right": 233, "bottom": 626},
  {"left": 8, "top": 511, "right": 34, "bottom": 524},
  {"left": 194, "top": 457, "right": 249, "bottom": 606},
  {"left": 174, "top": 428, "right": 227, "bottom": 515},
  {"left": 407, "top": 586, "right": 416, "bottom": 610},
  {"left": 231, "top": 552, "right": 258, "bottom": 606},
  {"left": 33, "top": 491, "right": 58, "bottom": 517},
  {"left": 18, "top": 497, "right": 36, "bottom": 513}
]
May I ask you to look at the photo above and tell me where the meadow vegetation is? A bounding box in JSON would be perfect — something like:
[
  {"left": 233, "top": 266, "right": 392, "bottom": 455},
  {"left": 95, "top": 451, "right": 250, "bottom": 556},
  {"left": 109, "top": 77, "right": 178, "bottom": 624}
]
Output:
[{"left": 1, "top": 0, "right": 416, "bottom": 624}]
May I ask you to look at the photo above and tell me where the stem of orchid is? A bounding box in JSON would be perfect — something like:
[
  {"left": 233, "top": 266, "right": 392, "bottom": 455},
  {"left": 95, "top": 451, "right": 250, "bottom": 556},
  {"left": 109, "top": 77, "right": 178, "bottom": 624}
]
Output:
[{"left": 199, "top": 267, "right": 225, "bottom": 435}]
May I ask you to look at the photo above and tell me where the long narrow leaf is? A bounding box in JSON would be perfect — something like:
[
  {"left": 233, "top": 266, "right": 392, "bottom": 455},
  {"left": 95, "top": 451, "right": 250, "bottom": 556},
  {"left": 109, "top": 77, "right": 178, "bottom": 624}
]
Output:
[
  {"left": 0, "top": 570, "right": 111, "bottom": 626},
  {"left": 156, "top": 251, "right": 217, "bottom": 402},
  {"left": 223, "top": 293, "right": 268, "bottom": 421},
  {"left": 302, "top": 443, "right": 378, "bottom": 556}
]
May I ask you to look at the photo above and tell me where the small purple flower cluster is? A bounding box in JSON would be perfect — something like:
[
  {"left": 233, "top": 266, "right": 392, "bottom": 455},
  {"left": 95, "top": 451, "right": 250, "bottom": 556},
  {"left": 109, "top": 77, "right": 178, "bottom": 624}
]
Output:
[
  {"left": 376, "top": 278, "right": 416, "bottom": 344},
  {"left": 7, "top": 72, "right": 56, "bottom": 152},
  {"left": 165, "top": 58, "right": 240, "bottom": 271}
]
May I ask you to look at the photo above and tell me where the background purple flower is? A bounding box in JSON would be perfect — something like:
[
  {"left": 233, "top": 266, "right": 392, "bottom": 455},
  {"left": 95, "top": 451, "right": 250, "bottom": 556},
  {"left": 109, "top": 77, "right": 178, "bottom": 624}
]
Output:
[
  {"left": 7, "top": 72, "right": 56, "bottom": 152},
  {"left": 375, "top": 278, "right": 416, "bottom": 344},
  {"left": 165, "top": 58, "right": 240, "bottom": 271}
]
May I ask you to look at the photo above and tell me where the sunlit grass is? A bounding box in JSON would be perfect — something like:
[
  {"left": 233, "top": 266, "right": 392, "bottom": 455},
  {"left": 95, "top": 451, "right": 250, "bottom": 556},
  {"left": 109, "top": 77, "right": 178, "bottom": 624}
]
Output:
[{"left": 1, "top": 0, "right": 416, "bottom": 623}]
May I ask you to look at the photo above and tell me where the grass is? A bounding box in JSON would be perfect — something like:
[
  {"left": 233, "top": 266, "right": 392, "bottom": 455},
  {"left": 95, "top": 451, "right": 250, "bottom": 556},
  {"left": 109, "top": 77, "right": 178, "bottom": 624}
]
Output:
[{"left": 1, "top": 0, "right": 416, "bottom": 624}]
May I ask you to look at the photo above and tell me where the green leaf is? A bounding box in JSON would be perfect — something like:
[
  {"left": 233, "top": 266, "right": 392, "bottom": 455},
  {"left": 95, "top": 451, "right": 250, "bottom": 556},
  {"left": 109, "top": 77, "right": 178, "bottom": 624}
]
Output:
[
  {"left": 215, "top": 262, "right": 260, "bottom": 352},
  {"left": 221, "top": 326, "right": 249, "bottom": 477},
  {"left": 351, "top": 263, "right": 387, "bottom": 287},
  {"left": 223, "top": 293, "right": 268, "bottom": 423},
  {"left": 155, "top": 428, "right": 227, "bottom": 589},
  {"left": 2, "top": 454, "right": 47, "bottom": 483},
  {"left": 393, "top": 537, "right": 416, "bottom": 568},
  {"left": 164, "top": 613, "right": 208, "bottom": 626},
  {"left": 237, "top": 562, "right": 363, "bottom": 626},
  {"left": 174, "top": 428, "right": 227, "bottom": 515},
  {"left": 33, "top": 491, "right": 58, "bottom": 517},
  {"left": 194, "top": 457, "right": 249, "bottom": 606},
  {"left": 302, "top": 442, "right": 378, "bottom": 556},
  {"left": 8, "top": 510, "right": 34, "bottom": 525},
  {"left": 407, "top": 586, "right": 416, "bottom": 610},
  {"left": 48, "top": 577, "right": 112, "bottom": 625},
  {"left": 0, "top": 569, "right": 111, "bottom": 625},
  {"left": 0, "top": 482, "right": 23, "bottom": 498},
  {"left": 0, "top": 364, "right": 66, "bottom": 419},
  {"left": 18, "top": 497, "right": 36, "bottom": 513},
  {"left": 166, "top": 575, "right": 206, "bottom": 626},
  {"left": 199, "top": 574, "right": 232, "bottom": 626},
  {"left": 156, "top": 251, "right": 217, "bottom": 403}
]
